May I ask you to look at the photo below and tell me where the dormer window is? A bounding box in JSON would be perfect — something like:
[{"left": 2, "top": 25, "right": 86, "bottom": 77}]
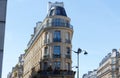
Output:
[
  {"left": 48, "top": 6, "right": 67, "bottom": 17},
  {"left": 56, "top": 9, "right": 61, "bottom": 15}
]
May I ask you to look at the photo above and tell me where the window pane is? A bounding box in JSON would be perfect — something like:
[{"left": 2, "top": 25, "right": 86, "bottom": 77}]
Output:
[
  {"left": 54, "top": 61, "right": 60, "bottom": 69},
  {"left": 44, "top": 62, "right": 48, "bottom": 70},
  {"left": 66, "top": 63, "right": 70, "bottom": 70},
  {"left": 56, "top": 9, "right": 61, "bottom": 15},
  {"left": 54, "top": 31, "right": 60, "bottom": 39},
  {"left": 54, "top": 46, "right": 60, "bottom": 55},
  {"left": 66, "top": 32, "right": 70, "bottom": 40},
  {"left": 44, "top": 47, "right": 48, "bottom": 55},
  {"left": 67, "top": 47, "right": 70, "bottom": 54},
  {"left": 68, "top": 63, "right": 70, "bottom": 70},
  {"left": 45, "top": 32, "right": 49, "bottom": 41},
  {"left": 53, "top": 31, "right": 61, "bottom": 42}
]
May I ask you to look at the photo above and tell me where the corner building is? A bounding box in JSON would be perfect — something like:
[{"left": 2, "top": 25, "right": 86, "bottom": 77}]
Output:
[{"left": 23, "top": 2, "right": 75, "bottom": 78}]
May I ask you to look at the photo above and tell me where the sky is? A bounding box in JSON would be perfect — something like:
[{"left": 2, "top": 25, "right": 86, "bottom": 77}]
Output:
[{"left": 2, "top": 0, "right": 120, "bottom": 78}]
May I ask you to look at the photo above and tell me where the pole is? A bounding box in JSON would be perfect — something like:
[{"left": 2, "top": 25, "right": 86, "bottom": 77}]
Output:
[
  {"left": 77, "top": 53, "right": 79, "bottom": 78},
  {"left": 72, "top": 48, "right": 87, "bottom": 78}
]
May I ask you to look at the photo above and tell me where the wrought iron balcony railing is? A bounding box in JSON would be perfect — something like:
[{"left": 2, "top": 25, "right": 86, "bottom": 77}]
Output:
[
  {"left": 43, "top": 55, "right": 49, "bottom": 60},
  {"left": 37, "top": 70, "right": 76, "bottom": 76},
  {"left": 65, "top": 39, "right": 71, "bottom": 44},
  {"left": 53, "top": 38, "right": 61, "bottom": 42},
  {"left": 45, "top": 23, "right": 73, "bottom": 29},
  {"left": 53, "top": 54, "right": 61, "bottom": 58},
  {"left": 66, "top": 54, "right": 71, "bottom": 59},
  {"left": 44, "top": 39, "right": 50, "bottom": 45}
]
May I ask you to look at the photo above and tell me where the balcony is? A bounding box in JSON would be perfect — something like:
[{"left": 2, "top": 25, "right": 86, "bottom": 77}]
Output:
[
  {"left": 46, "top": 23, "right": 73, "bottom": 29},
  {"left": 44, "top": 39, "right": 50, "bottom": 45},
  {"left": 53, "top": 54, "right": 61, "bottom": 58},
  {"left": 37, "top": 70, "right": 76, "bottom": 76},
  {"left": 65, "top": 39, "right": 71, "bottom": 44},
  {"left": 31, "top": 67, "right": 76, "bottom": 78},
  {"left": 43, "top": 55, "right": 49, "bottom": 60},
  {"left": 53, "top": 38, "right": 61, "bottom": 42},
  {"left": 66, "top": 54, "right": 71, "bottom": 59}
]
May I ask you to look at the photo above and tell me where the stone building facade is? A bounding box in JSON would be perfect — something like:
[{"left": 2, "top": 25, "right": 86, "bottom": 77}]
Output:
[
  {"left": 7, "top": 54, "right": 25, "bottom": 78},
  {"left": 82, "top": 69, "right": 97, "bottom": 78},
  {"left": 97, "top": 49, "right": 120, "bottom": 78},
  {"left": 23, "top": 2, "right": 75, "bottom": 78},
  {"left": 82, "top": 49, "right": 120, "bottom": 78}
]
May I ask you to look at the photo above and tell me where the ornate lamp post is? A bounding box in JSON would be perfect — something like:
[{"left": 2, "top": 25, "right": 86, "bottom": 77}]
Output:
[{"left": 72, "top": 48, "right": 88, "bottom": 78}]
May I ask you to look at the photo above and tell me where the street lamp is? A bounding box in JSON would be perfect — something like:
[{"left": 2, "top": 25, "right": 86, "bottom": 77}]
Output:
[{"left": 72, "top": 48, "right": 88, "bottom": 78}]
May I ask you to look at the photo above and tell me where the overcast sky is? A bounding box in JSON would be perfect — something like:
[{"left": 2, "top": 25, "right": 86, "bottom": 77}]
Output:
[{"left": 2, "top": 0, "right": 120, "bottom": 78}]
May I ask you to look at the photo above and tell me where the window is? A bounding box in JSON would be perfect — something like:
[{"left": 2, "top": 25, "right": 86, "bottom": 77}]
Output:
[
  {"left": 112, "top": 58, "right": 116, "bottom": 64},
  {"left": 65, "top": 32, "right": 71, "bottom": 43},
  {"left": 52, "top": 18, "right": 65, "bottom": 26},
  {"left": 119, "top": 67, "right": 120, "bottom": 73},
  {"left": 44, "top": 47, "right": 48, "bottom": 55},
  {"left": 66, "top": 47, "right": 71, "bottom": 59},
  {"left": 53, "top": 46, "right": 61, "bottom": 58},
  {"left": 44, "top": 47, "right": 49, "bottom": 59},
  {"left": 53, "top": 31, "right": 61, "bottom": 42},
  {"left": 54, "top": 46, "right": 60, "bottom": 55},
  {"left": 66, "top": 32, "right": 70, "bottom": 40},
  {"left": 50, "top": 9, "right": 55, "bottom": 16},
  {"left": 45, "top": 32, "right": 49, "bottom": 43},
  {"left": 56, "top": 9, "right": 61, "bottom": 15},
  {"left": 47, "top": 20, "right": 49, "bottom": 25},
  {"left": 67, "top": 47, "right": 70, "bottom": 54},
  {"left": 14, "top": 72, "right": 17, "bottom": 77},
  {"left": 66, "top": 20, "right": 70, "bottom": 27},
  {"left": 112, "top": 65, "right": 116, "bottom": 71},
  {"left": 54, "top": 61, "right": 61, "bottom": 70},
  {"left": 52, "top": 18, "right": 60, "bottom": 26},
  {"left": 50, "top": 17, "right": 70, "bottom": 27},
  {"left": 66, "top": 63, "right": 70, "bottom": 70},
  {"left": 43, "top": 62, "right": 48, "bottom": 70},
  {"left": 55, "top": 19, "right": 60, "bottom": 26},
  {"left": 68, "top": 63, "right": 70, "bottom": 70}
]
